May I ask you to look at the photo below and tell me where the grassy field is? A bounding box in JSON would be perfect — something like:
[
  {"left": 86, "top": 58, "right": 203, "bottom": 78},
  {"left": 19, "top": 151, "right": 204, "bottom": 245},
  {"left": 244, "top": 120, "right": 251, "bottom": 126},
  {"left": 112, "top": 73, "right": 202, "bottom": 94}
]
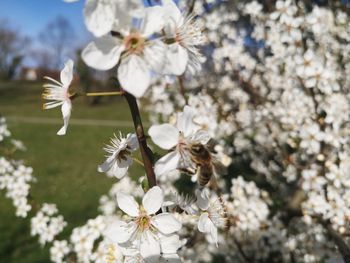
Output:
[{"left": 0, "top": 81, "right": 146, "bottom": 262}]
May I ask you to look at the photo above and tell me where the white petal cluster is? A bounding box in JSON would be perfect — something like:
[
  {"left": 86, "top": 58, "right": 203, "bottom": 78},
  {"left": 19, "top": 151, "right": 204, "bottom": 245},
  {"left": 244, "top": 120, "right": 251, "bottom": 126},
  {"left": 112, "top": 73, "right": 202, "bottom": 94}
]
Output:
[
  {"left": 0, "top": 158, "right": 34, "bottom": 217},
  {"left": 0, "top": 117, "right": 11, "bottom": 142},
  {"left": 70, "top": 216, "right": 108, "bottom": 262},
  {"left": 228, "top": 177, "right": 270, "bottom": 231},
  {"left": 50, "top": 240, "right": 70, "bottom": 263},
  {"left": 31, "top": 203, "right": 67, "bottom": 245}
]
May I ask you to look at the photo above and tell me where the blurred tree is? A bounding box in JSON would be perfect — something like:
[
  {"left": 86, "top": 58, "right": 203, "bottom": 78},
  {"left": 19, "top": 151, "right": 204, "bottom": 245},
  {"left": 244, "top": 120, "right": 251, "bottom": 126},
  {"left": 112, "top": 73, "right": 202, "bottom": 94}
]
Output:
[
  {"left": 76, "top": 49, "right": 92, "bottom": 93},
  {"left": 30, "top": 50, "right": 53, "bottom": 70},
  {"left": 0, "top": 19, "right": 30, "bottom": 80},
  {"left": 38, "top": 16, "right": 75, "bottom": 69}
]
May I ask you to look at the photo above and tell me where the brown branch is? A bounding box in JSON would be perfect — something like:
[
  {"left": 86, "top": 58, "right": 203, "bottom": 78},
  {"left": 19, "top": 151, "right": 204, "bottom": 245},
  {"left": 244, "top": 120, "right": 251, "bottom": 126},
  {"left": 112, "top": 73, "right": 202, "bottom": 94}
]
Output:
[
  {"left": 124, "top": 92, "right": 157, "bottom": 188},
  {"left": 319, "top": 219, "right": 350, "bottom": 263},
  {"left": 233, "top": 69, "right": 265, "bottom": 107},
  {"left": 233, "top": 236, "right": 253, "bottom": 263},
  {"left": 327, "top": 224, "right": 350, "bottom": 263},
  {"left": 177, "top": 76, "right": 188, "bottom": 105}
]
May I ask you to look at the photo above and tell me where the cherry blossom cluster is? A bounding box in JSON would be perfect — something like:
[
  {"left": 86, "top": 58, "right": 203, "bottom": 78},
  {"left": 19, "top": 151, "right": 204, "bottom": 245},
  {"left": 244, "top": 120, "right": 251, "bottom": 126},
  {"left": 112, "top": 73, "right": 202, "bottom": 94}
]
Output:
[
  {"left": 0, "top": 128, "right": 34, "bottom": 218},
  {"left": 31, "top": 203, "right": 67, "bottom": 245},
  {"left": 0, "top": 157, "right": 34, "bottom": 217},
  {"left": 143, "top": 0, "right": 350, "bottom": 262}
]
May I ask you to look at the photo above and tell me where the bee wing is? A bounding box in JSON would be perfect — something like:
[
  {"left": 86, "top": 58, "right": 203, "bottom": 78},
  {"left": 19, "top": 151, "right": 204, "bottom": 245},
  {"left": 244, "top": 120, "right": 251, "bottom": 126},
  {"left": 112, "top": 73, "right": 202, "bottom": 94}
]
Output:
[
  {"left": 209, "top": 175, "right": 219, "bottom": 191},
  {"left": 177, "top": 151, "right": 197, "bottom": 175},
  {"left": 213, "top": 159, "right": 228, "bottom": 175}
]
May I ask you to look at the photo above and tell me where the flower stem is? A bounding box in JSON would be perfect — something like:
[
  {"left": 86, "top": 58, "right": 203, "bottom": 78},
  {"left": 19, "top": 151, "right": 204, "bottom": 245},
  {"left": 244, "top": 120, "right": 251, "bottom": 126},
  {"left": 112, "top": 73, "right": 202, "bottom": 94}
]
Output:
[
  {"left": 86, "top": 91, "right": 124, "bottom": 97},
  {"left": 124, "top": 92, "right": 157, "bottom": 187}
]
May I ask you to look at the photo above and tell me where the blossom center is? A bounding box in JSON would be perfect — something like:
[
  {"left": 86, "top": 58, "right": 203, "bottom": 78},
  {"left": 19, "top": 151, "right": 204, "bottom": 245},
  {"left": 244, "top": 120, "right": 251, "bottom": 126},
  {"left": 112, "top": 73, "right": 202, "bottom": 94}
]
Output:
[
  {"left": 117, "top": 146, "right": 131, "bottom": 162},
  {"left": 177, "top": 131, "right": 188, "bottom": 152},
  {"left": 124, "top": 33, "right": 145, "bottom": 55},
  {"left": 135, "top": 211, "right": 152, "bottom": 231}
]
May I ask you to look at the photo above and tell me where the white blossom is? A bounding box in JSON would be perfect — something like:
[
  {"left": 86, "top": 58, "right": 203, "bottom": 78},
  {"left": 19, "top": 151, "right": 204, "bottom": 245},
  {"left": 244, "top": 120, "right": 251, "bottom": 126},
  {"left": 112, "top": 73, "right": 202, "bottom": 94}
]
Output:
[
  {"left": 105, "top": 186, "right": 182, "bottom": 259},
  {"left": 42, "top": 59, "right": 74, "bottom": 135},
  {"left": 98, "top": 132, "right": 139, "bottom": 179}
]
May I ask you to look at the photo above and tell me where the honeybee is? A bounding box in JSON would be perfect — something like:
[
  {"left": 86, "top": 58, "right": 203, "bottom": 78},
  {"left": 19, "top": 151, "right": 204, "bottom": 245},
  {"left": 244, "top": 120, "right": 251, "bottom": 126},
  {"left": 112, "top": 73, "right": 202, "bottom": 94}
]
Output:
[{"left": 180, "top": 141, "right": 226, "bottom": 187}]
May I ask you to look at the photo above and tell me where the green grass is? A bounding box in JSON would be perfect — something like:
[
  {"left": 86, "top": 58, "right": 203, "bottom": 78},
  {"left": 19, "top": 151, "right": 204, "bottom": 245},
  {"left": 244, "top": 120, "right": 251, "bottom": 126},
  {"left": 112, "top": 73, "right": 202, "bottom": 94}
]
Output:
[{"left": 0, "top": 81, "right": 146, "bottom": 262}]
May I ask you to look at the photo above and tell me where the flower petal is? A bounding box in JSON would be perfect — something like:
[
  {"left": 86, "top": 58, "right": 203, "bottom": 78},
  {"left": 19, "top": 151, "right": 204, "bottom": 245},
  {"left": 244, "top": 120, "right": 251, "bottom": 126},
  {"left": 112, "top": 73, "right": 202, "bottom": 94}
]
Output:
[
  {"left": 161, "top": 254, "right": 182, "bottom": 263},
  {"left": 163, "top": 0, "right": 183, "bottom": 26},
  {"left": 82, "top": 35, "right": 123, "bottom": 70},
  {"left": 117, "top": 192, "right": 139, "bottom": 217},
  {"left": 113, "top": 8, "right": 133, "bottom": 36},
  {"left": 152, "top": 213, "right": 182, "bottom": 234},
  {"left": 197, "top": 212, "right": 212, "bottom": 233},
  {"left": 143, "top": 186, "right": 163, "bottom": 215},
  {"left": 140, "top": 231, "right": 161, "bottom": 259},
  {"left": 140, "top": 6, "right": 165, "bottom": 37},
  {"left": 105, "top": 220, "right": 137, "bottom": 244},
  {"left": 176, "top": 106, "right": 197, "bottom": 137},
  {"left": 159, "top": 234, "right": 182, "bottom": 254},
  {"left": 126, "top": 133, "right": 139, "bottom": 151},
  {"left": 143, "top": 40, "right": 167, "bottom": 74},
  {"left": 210, "top": 223, "right": 218, "bottom": 247},
  {"left": 84, "top": 0, "right": 117, "bottom": 37},
  {"left": 162, "top": 43, "right": 188, "bottom": 75},
  {"left": 108, "top": 159, "right": 130, "bottom": 179},
  {"left": 57, "top": 100, "right": 71, "bottom": 136},
  {"left": 97, "top": 157, "right": 114, "bottom": 173},
  {"left": 60, "top": 59, "right": 74, "bottom": 87},
  {"left": 148, "top": 124, "right": 179, "bottom": 150},
  {"left": 118, "top": 55, "right": 150, "bottom": 98},
  {"left": 154, "top": 151, "right": 180, "bottom": 176},
  {"left": 195, "top": 189, "right": 210, "bottom": 211},
  {"left": 191, "top": 130, "right": 211, "bottom": 145}
]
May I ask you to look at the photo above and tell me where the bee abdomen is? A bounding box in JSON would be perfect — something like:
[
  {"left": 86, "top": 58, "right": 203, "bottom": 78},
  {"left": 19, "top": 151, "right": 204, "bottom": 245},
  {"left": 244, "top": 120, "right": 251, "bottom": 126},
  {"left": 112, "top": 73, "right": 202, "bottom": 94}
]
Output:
[{"left": 198, "top": 165, "right": 212, "bottom": 186}]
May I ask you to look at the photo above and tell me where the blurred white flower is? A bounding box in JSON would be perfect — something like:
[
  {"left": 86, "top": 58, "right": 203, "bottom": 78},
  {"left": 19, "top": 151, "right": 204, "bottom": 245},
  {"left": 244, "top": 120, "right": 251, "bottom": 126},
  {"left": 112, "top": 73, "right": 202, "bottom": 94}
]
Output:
[
  {"left": 162, "top": 0, "right": 205, "bottom": 75},
  {"left": 270, "top": 0, "right": 297, "bottom": 23},
  {"left": 50, "top": 240, "right": 70, "bottom": 263},
  {"left": 42, "top": 59, "right": 74, "bottom": 136},
  {"left": 84, "top": 0, "right": 143, "bottom": 37},
  {"left": 98, "top": 132, "right": 138, "bottom": 179},
  {"left": 0, "top": 117, "right": 11, "bottom": 142},
  {"left": 31, "top": 204, "right": 67, "bottom": 245},
  {"left": 196, "top": 189, "right": 225, "bottom": 246}
]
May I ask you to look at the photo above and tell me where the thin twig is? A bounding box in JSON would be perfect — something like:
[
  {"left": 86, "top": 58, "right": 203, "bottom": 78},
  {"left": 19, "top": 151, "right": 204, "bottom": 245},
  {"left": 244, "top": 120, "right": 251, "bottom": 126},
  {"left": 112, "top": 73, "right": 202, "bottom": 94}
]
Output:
[{"left": 86, "top": 91, "right": 124, "bottom": 97}]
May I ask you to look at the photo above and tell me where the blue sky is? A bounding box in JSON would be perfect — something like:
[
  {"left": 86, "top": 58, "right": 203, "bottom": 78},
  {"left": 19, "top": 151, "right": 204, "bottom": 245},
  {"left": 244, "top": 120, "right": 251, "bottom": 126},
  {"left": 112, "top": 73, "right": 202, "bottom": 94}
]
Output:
[
  {"left": 0, "top": 0, "right": 89, "bottom": 44},
  {"left": 0, "top": 0, "right": 92, "bottom": 67}
]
